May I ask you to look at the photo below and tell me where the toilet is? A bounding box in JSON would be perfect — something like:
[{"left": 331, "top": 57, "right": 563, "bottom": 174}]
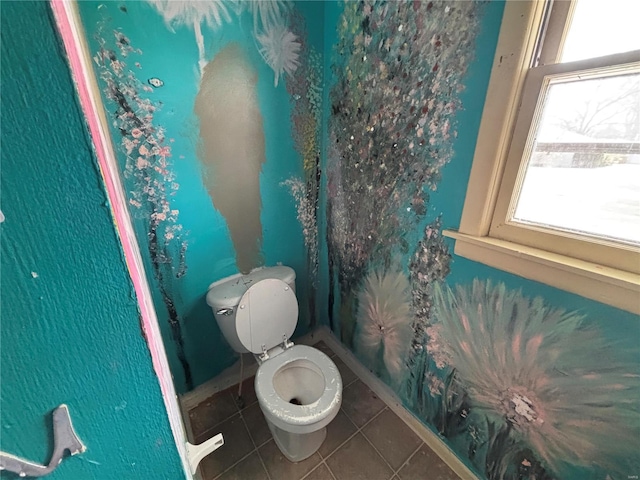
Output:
[{"left": 206, "top": 266, "right": 342, "bottom": 462}]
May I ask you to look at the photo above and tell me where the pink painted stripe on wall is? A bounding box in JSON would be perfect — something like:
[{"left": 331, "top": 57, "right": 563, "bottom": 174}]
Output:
[
  {"left": 49, "top": 2, "right": 189, "bottom": 476},
  {"left": 49, "top": 0, "right": 163, "bottom": 381}
]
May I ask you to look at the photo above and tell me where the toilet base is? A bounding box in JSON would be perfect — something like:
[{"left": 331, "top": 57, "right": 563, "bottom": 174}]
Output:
[{"left": 266, "top": 421, "right": 327, "bottom": 463}]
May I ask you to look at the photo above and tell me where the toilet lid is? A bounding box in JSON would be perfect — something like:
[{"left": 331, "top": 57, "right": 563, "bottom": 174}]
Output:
[{"left": 235, "top": 279, "right": 298, "bottom": 354}]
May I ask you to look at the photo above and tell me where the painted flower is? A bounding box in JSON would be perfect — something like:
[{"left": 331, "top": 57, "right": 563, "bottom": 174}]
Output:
[
  {"left": 157, "top": 145, "right": 172, "bottom": 158},
  {"left": 131, "top": 128, "right": 143, "bottom": 138},
  {"left": 136, "top": 156, "right": 150, "bottom": 170},
  {"left": 355, "top": 266, "right": 413, "bottom": 379},
  {"left": 425, "top": 324, "right": 452, "bottom": 369},
  {"left": 281, "top": 177, "right": 317, "bottom": 256},
  {"left": 425, "top": 371, "right": 444, "bottom": 397},
  {"left": 256, "top": 25, "right": 301, "bottom": 87},
  {"left": 123, "top": 137, "right": 136, "bottom": 155},
  {"left": 432, "top": 279, "right": 640, "bottom": 474},
  {"left": 146, "top": 0, "right": 234, "bottom": 74},
  {"left": 247, "top": 0, "right": 290, "bottom": 36}
]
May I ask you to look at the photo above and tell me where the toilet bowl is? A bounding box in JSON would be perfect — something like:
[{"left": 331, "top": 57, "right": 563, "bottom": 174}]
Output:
[
  {"left": 255, "top": 344, "right": 342, "bottom": 461},
  {"left": 206, "top": 267, "right": 343, "bottom": 462}
]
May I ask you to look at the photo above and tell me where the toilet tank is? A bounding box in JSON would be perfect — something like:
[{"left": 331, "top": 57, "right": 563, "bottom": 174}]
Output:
[{"left": 206, "top": 266, "right": 297, "bottom": 353}]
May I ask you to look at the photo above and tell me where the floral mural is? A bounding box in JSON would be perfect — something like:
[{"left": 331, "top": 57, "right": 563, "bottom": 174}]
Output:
[
  {"left": 147, "top": 0, "right": 299, "bottom": 84},
  {"left": 354, "top": 264, "right": 413, "bottom": 385},
  {"left": 148, "top": 0, "right": 303, "bottom": 275},
  {"left": 147, "top": 0, "right": 234, "bottom": 75},
  {"left": 282, "top": 10, "right": 323, "bottom": 325},
  {"left": 327, "top": 0, "right": 483, "bottom": 342},
  {"left": 81, "top": 1, "right": 639, "bottom": 475},
  {"left": 326, "top": 1, "right": 640, "bottom": 479},
  {"left": 82, "top": 0, "right": 320, "bottom": 391},
  {"left": 92, "top": 20, "right": 192, "bottom": 387},
  {"left": 423, "top": 280, "right": 640, "bottom": 478}
]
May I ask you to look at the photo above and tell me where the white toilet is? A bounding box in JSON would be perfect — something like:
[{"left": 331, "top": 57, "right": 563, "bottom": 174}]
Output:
[{"left": 206, "top": 266, "right": 342, "bottom": 462}]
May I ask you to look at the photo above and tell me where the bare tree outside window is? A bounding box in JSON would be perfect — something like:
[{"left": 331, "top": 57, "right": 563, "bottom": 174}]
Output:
[{"left": 514, "top": 72, "right": 640, "bottom": 244}]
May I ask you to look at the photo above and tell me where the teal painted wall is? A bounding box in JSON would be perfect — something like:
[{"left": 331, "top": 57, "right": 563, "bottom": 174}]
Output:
[
  {"left": 77, "top": 1, "right": 325, "bottom": 393},
  {"left": 21, "top": 1, "right": 635, "bottom": 476},
  {"left": 0, "top": 2, "right": 184, "bottom": 478},
  {"left": 324, "top": 2, "right": 640, "bottom": 479}
]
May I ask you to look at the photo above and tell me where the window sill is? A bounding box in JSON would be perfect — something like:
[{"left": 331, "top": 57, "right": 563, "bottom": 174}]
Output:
[{"left": 443, "top": 230, "right": 640, "bottom": 315}]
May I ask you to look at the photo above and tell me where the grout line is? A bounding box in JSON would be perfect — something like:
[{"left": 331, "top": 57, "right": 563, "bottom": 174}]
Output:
[
  {"left": 341, "top": 404, "right": 387, "bottom": 433},
  {"left": 211, "top": 414, "right": 260, "bottom": 480},
  {"left": 343, "top": 376, "right": 358, "bottom": 388},
  {"left": 240, "top": 412, "right": 272, "bottom": 480},
  {"left": 325, "top": 460, "right": 339, "bottom": 480},
  {"left": 239, "top": 413, "right": 258, "bottom": 449},
  {"left": 238, "top": 399, "right": 259, "bottom": 413},
  {"left": 318, "top": 328, "right": 470, "bottom": 479},
  {"left": 393, "top": 442, "right": 424, "bottom": 477},
  {"left": 322, "top": 406, "right": 387, "bottom": 463},
  {"left": 211, "top": 448, "right": 256, "bottom": 480},
  {"left": 255, "top": 446, "right": 272, "bottom": 480},
  {"left": 359, "top": 426, "right": 396, "bottom": 477},
  {"left": 298, "top": 460, "right": 326, "bottom": 480},
  {"left": 320, "top": 428, "right": 358, "bottom": 463},
  {"left": 196, "top": 410, "right": 241, "bottom": 444},
  {"left": 358, "top": 406, "right": 388, "bottom": 430},
  {"left": 190, "top": 332, "right": 460, "bottom": 480},
  {"left": 254, "top": 437, "right": 272, "bottom": 449}
]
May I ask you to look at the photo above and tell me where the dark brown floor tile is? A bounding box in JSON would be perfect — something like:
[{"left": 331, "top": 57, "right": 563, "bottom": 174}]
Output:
[
  {"left": 242, "top": 402, "right": 272, "bottom": 447},
  {"left": 319, "top": 409, "right": 357, "bottom": 458},
  {"left": 259, "top": 439, "right": 322, "bottom": 480},
  {"left": 304, "top": 463, "right": 335, "bottom": 480},
  {"left": 398, "top": 444, "right": 459, "bottom": 480},
  {"left": 228, "top": 374, "right": 258, "bottom": 410},
  {"left": 313, "top": 340, "right": 336, "bottom": 358},
  {"left": 326, "top": 433, "right": 393, "bottom": 480},
  {"left": 217, "top": 451, "right": 268, "bottom": 480},
  {"left": 362, "top": 409, "right": 422, "bottom": 470},
  {"left": 190, "top": 391, "right": 239, "bottom": 439},
  {"left": 332, "top": 357, "right": 358, "bottom": 387},
  {"left": 341, "top": 380, "right": 385, "bottom": 427},
  {"left": 199, "top": 414, "right": 254, "bottom": 479}
]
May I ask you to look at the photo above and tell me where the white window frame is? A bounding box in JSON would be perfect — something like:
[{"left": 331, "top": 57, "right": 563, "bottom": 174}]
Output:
[{"left": 444, "top": 0, "right": 640, "bottom": 315}]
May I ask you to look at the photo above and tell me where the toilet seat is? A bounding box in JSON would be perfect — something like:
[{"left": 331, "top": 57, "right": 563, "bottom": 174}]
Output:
[
  {"left": 235, "top": 279, "right": 298, "bottom": 354},
  {"left": 255, "top": 344, "right": 342, "bottom": 434}
]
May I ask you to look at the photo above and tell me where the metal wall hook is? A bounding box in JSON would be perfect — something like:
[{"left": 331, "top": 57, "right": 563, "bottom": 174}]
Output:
[{"left": 0, "top": 404, "right": 86, "bottom": 477}]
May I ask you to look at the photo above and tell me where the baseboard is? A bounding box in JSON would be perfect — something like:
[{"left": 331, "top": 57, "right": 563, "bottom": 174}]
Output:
[
  {"left": 180, "top": 325, "right": 477, "bottom": 480},
  {"left": 314, "top": 326, "right": 479, "bottom": 480}
]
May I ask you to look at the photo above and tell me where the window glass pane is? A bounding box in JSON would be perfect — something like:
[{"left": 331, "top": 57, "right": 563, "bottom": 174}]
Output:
[
  {"left": 561, "top": 0, "right": 640, "bottom": 62},
  {"left": 513, "top": 72, "right": 640, "bottom": 245}
]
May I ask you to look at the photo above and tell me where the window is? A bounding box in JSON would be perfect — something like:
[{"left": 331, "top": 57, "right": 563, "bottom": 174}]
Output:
[{"left": 445, "top": 0, "right": 640, "bottom": 314}]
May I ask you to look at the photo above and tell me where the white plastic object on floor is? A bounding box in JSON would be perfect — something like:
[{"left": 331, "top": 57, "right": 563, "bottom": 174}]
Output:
[{"left": 185, "top": 433, "right": 224, "bottom": 475}]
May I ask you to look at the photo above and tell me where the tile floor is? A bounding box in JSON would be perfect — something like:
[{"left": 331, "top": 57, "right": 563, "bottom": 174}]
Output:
[{"left": 188, "top": 341, "right": 459, "bottom": 480}]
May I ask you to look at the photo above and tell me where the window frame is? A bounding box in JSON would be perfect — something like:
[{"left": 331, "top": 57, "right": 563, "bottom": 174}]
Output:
[{"left": 444, "top": 0, "right": 640, "bottom": 314}]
